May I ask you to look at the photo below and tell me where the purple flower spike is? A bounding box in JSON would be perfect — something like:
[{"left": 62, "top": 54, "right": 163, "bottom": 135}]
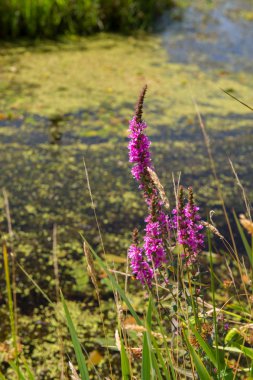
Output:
[
  {"left": 128, "top": 244, "right": 154, "bottom": 287},
  {"left": 173, "top": 187, "right": 204, "bottom": 264},
  {"left": 144, "top": 216, "right": 167, "bottom": 268},
  {"left": 128, "top": 117, "right": 152, "bottom": 182},
  {"left": 127, "top": 86, "right": 172, "bottom": 286}
]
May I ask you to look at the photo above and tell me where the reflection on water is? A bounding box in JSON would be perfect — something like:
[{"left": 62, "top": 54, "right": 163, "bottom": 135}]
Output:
[{"left": 163, "top": 0, "right": 253, "bottom": 72}]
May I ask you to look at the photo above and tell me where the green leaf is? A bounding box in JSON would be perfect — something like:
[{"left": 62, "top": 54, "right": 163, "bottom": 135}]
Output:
[
  {"left": 183, "top": 331, "right": 212, "bottom": 380},
  {"left": 149, "top": 297, "right": 176, "bottom": 380},
  {"left": 240, "top": 346, "right": 253, "bottom": 360},
  {"left": 225, "top": 328, "right": 243, "bottom": 346},
  {"left": 9, "top": 362, "right": 26, "bottom": 380},
  {"left": 144, "top": 297, "right": 170, "bottom": 380},
  {"left": 150, "top": 349, "right": 163, "bottom": 380},
  {"left": 146, "top": 297, "right": 152, "bottom": 329},
  {"left": 142, "top": 332, "right": 151, "bottom": 380},
  {"left": 22, "top": 359, "right": 36, "bottom": 380},
  {"left": 150, "top": 335, "right": 171, "bottom": 380},
  {"left": 190, "top": 326, "right": 219, "bottom": 369},
  {"left": 61, "top": 293, "right": 89, "bottom": 380},
  {"left": 120, "top": 338, "right": 131, "bottom": 380},
  {"left": 233, "top": 211, "right": 253, "bottom": 269}
]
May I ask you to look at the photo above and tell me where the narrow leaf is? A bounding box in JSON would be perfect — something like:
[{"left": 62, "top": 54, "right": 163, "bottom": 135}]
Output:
[
  {"left": 142, "top": 333, "right": 151, "bottom": 380},
  {"left": 191, "top": 326, "right": 219, "bottom": 368},
  {"left": 61, "top": 293, "right": 89, "bottom": 380},
  {"left": 240, "top": 346, "right": 253, "bottom": 360},
  {"left": 233, "top": 211, "right": 253, "bottom": 268},
  {"left": 120, "top": 338, "right": 131, "bottom": 380},
  {"left": 9, "top": 362, "right": 26, "bottom": 380},
  {"left": 183, "top": 331, "right": 212, "bottom": 380}
]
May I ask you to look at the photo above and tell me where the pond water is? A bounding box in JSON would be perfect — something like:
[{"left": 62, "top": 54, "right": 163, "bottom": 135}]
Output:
[
  {"left": 163, "top": 0, "right": 253, "bottom": 72},
  {"left": 0, "top": 1, "right": 253, "bottom": 378}
]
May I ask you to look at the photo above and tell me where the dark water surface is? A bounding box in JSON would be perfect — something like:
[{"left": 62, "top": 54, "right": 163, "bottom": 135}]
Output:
[{"left": 163, "top": 0, "right": 253, "bottom": 72}]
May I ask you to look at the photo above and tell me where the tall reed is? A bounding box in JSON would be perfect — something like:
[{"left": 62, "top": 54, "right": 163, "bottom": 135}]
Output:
[{"left": 0, "top": 0, "right": 173, "bottom": 39}]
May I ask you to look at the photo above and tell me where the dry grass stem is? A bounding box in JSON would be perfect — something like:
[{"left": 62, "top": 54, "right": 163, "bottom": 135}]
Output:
[
  {"left": 147, "top": 167, "right": 170, "bottom": 209},
  {"left": 69, "top": 361, "right": 81, "bottom": 380},
  {"left": 240, "top": 214, "right": 253, "bottom": 235},
  {"left": 202, "top": 221, "right": 224, "bottom": 240},
  {"left": 83, "top": 241, "right": 99, "bottom": 294},
  {"left": 123, "top": 324, "right": 163, "bottom": 339},
  {"left": 229, "top": 159, "right": 251, "bottom": 219},
  {"left": 115, "top": 330, "right": 121, "bottom": 351}
]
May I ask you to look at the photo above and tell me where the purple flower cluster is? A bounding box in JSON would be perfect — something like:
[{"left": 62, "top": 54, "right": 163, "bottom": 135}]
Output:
[
  {"left": 172, "top": 189, "right": 204, "bottom": 265},
  {"left": 128, "top": 116, "right": 152, "bottom": 183},
  {"left": 128, "top": 244, "right": 154, "bottom": 287},
  {"left": 144, "top": 215, "right": 166, "bottom": 268}
]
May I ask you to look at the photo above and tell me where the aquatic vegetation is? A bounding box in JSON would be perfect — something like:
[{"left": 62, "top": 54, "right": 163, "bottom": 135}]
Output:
[{"left": 0, "top": 84, "right": 253, "bottom": 380}]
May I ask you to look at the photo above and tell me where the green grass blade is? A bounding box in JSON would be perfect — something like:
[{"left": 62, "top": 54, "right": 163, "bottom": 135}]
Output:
[
  {"left": 145, "top": 297, "right": 170, "bottom": 380},
  {"left": 81, "top": 237, "right": 142, "bottom": 325},
  {"left": 240, "top": 346, "right": 253, "bottom": 360},
  {"left": 233, "top": 211, "right": 253, "bottom": 268},
  {"left": 120, "top": 338, "right": 131, "bottom": 380},
  {"left": 2, "top": 243, "right": 17, "bottom": 353},
  {"left": 183, "top": 331, "right": 212, "bottom": 380},
  {"left": 9, "top": 362, "right": 26, "bottom": 380},
  {"left": 61, "top": 293, "right": 89, "bottom": 380},
  {"left": 150, "top": 349, "right": 163, "bottom": 380},
  {"left": 0, "top": 372, "right": 7, "bottom": 380},
  {"left": 144, "top": 311, "right": 162, "bottom": 380},
  {"left": 149, "top": 298, "right": 176, "bottom": 380},
  {"left": 146, "top": 297, "right": 152, "bottom": 328},
  {"left": 208, "top": 230, "right": 221, "bottom": 375},
  {"left": 2, "top": 242, "right": 22, "bottom": 379},
  {"left": 150, "top": 335, "right": 171, "bottom": 380},
  {"left": 190, "top": 326, "right": 219, "bottom": 369},
  {"left": 22, "top": 358, "right": 36, "bottom": 380},
  {"left": 142, "top": 332, "right": 151, "bottom": 380}
]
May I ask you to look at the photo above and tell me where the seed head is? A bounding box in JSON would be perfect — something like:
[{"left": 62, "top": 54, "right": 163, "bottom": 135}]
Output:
[{"left": 135, "top": 85, "right": 147, "bottom": 123}]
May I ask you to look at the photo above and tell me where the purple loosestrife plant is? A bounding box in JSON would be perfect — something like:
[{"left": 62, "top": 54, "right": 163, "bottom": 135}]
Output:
[
  {"left": 127, "top": 86, "right": 204, "bottom": 286},
  {"left": 128, "top": 86, "right": 169, "bottom": 286}
]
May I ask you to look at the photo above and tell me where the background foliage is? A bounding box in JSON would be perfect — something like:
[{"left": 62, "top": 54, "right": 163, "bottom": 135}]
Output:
[{"left": 0, "top": 0, "right": 174, "bottom": 39}]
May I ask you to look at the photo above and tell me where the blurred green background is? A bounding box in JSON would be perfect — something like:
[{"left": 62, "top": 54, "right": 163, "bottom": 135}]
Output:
[{"left": 0, "top": 0, "right": 173, "bottom": 38}]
